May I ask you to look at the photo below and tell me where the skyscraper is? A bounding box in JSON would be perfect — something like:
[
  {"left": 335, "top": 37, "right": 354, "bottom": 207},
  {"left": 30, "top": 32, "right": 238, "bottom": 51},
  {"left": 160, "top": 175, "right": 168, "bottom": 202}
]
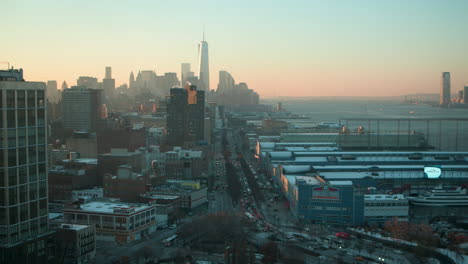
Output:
[
  {"left": 181, "top": 63, "right": 191, "bottom": 86},
  {"left": 217, "top": 70, "right": 235, "bottom": 93},
  {"left": 77, "top": 76, "right": 98, "bottom": 89},
  {"left": 62, "top": 86, "right": 104, "bottom": 131},
  {"left": 440, "top": 72, "right": 451, "bottom": 106},
  {"left": 198, "top": 32, "right": 210, "bottom": 92},
  {"left": 166, "top": 85, "right": 205, "bottom": 146},
  {"left": 46, "top": 80, "right": 58, "bottom": 103},
  {"left": 103, "top": 66, "right": 115, "bottom": 98},
  {"left": 105, "top": 66, "right": 112, "bottom": 79},
  {"left": 186, "top": 84, "right": 205, "bottom": 141},
  {"left": 61, "top": 81, "right": 68, "bottom": 90},
  {"left": 167, "top": 88, "right": 188, "bottom": 146},
  {"left": 129, "top": 71, "right": 135, "bottom": 89},
  {"left": 1, "top": 68, "right": 52, "bottom": 263}
]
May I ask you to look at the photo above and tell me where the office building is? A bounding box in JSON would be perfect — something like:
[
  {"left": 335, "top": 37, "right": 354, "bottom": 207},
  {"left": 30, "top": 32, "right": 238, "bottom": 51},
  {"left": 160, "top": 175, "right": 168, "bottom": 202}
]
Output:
[
  {"left": 62, "top": 86, "right": 104, "bottom": 131},
  {"left": 63, "top": 199, "right": 159, "bottom": 243},
  {"left": 46, "top": 80, "right": 59, "bottom": 103},
  {"left": 155, "top": 72, "right": 179, "bottom": 95},
  {"left": 167, "top": 88, "right": 188, "bottom": 146},
  {"left": 181, "top": 63, "right": 191, "bottom": 86},
  {"left": 55, "top": 224, "right": 96, "bottom": 264},
  {"left": 166, "top": 85, "right": 205, "bottom": 146},
  {"left": 440, "top": 72, "right": 451, "bottom": 106},
  {"left": 0, "top": 68, "right": 53, "bottom": 263},
  {"left": 103, "top": 165, "right": 151, "bottom": 202},
  {"left": 103, "top": 66, "right": 115, "bottom": 98},
  {"left": 217, "top": 70, "right": 235, "bottom": 93},
  {"left": 279, "top": 174, "right": 364, "bottom": 226},
  {"left": 129, "top": 71, "right": 135, "bottom": 89},
  {"left": 48, "top": 157, "right": 98, "bottom": 201},
  {"left": 212, "top": 71, "right": 259, "bottom": 106},
  {"left": 198, "top": 34, "right": 210, "bottom": 91},
  {"left": 77, "top": 76, "right": 98, "bottom": 89},
  {"left": 364, "top": 194, "right": 409, "bottom": 224},
  {"left": 186, "top": 84, "right": 205, "bottom": 141}
]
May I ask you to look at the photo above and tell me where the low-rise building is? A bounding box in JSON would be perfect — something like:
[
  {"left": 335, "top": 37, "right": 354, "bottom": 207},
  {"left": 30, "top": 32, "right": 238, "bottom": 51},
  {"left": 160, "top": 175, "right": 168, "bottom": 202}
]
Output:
[
  {"left": 146, "top": 180, "right": 208, "bottom": 210},
  {"left": 63, "top": 200, "right": 158, "bottom": 244},
  {"left": 103, "top": 165, "right": 152, "bottom": 202},
  {"left": 97, "top": 148, "right": 148, "bottom": 185},
  {"left": 48, "top": 158, "right": 98, "bottom": 201},
  {"left": 55, "top": 224, "right": 96, "bottom": 264},
  {"left": 364, "top": 194, "right": 409, "bottom": 225},
  {"left": 72, "top": 188, "right": 104, "bottom": 203}
]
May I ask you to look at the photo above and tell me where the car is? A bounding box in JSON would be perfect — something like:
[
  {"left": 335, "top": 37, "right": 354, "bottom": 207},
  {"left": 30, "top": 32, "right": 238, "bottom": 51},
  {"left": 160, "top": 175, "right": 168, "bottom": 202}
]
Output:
[{"left": 169, "top": 224, "right": 177, "bottom": 229}]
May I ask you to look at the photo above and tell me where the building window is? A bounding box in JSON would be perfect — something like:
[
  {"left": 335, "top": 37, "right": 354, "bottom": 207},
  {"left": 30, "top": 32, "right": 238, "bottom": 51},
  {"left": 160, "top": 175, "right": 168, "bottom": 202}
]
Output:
[
  {"left": 27, "top": 91, "right": 35, "bottom": 108},
  {"left": 7, "top": 90, "right": 15, "bottom": 108},
  {"left": 17, "top": 90, "right": 25, "bottom": 108},
  {"left": 7, "top": 110, "right": 15, "bottom": 128},
  {"left": 9, "top": 206, "right": 18, "bottom": 224},
  {"left": 27, "top": 109, "right": 36, "bottom": 126}
]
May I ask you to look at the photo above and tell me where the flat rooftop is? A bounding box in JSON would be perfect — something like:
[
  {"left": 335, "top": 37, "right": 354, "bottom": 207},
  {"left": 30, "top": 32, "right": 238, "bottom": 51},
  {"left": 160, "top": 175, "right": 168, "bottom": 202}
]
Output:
[
  {"left": 285, "top": 175, "right": 321, "bottom": 186},
  {"left": 68, "top": 201, "right": 151, "bottom": 214},
  {"left": 59, "top": 223, "right": 90, "bottom": 231}
]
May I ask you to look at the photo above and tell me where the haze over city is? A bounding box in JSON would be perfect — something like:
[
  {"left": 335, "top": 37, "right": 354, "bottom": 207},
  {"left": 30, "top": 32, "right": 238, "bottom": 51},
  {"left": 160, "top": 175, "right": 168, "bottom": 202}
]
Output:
[{"left": 3, "top": 0, "right": 468, "bottom": 97}]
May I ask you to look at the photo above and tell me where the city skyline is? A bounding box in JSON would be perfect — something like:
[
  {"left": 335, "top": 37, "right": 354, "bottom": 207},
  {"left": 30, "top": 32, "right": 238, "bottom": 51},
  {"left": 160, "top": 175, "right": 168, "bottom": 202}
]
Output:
[{"left": 3, "top": 0, "right": 468, "bottom": 97}]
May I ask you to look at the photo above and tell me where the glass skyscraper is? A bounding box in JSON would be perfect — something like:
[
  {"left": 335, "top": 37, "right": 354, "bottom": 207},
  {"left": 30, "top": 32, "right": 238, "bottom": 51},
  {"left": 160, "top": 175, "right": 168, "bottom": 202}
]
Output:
[
  {"left": 440, "top": 72, "right": 451, "bottom": 106},
  {"left": 198, "top": 36, "right": 210, "bottom": 92},
  {"left": 1, "top": 69, "right": 51, "bottom": 263}
]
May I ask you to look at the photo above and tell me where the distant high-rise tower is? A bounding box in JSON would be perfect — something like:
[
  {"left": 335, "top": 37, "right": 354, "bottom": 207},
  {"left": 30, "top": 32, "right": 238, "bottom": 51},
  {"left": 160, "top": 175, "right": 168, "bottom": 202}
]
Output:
[
  {"left": 1, "top": 68, "right": 52, "bottom": 262},
  {"left": 61, "top": 81, "right": 68, "bottom": 90},
  {"left": 198, "top": 30, "right": 210, "bottom": 92},
  {"left": 129, "top": 72, "right": 135, "bottom": 89},
  {"left": 181, "top": 63, "right": 191, "bottom": 86},
  {"left": 62, "top": 86, "right": 104, "bottom": 131},
  {"left": 105, "top": 66, "right": 112, "bottom": 79},
  {"left": 103, "top": 66, "right": 115, "bottom": 98},
  {"left": 77, "top": 76, "right": 98, "bottom": 89},
  {"left": 167, "top": 85, "right": 205, "bottom": 146},
  {"left": 46, "top": 80, "right": 58, "bottom": 102},
  {"left": 440, "top": 72, "right": 451, "bottom": 106},
  {"left": 217, "top": 70, "right": 235, "bottom": 93}
]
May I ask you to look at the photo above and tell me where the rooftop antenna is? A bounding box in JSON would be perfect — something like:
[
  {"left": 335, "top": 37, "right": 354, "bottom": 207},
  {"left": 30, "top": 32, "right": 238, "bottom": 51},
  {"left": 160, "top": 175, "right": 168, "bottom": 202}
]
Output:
[{"left": 203, "top": 25, "right": 205, "bottom": 41}]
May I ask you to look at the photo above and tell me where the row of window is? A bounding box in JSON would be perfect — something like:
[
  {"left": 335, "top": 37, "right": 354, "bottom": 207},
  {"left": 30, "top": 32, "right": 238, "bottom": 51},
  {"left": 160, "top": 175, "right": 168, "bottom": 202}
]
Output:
[
  {"left": 0, "top": 90, "right": 45, "bottom": 109},
  {"left": 0, "top": 199, "right": 48, "bottom": 224},
  {"left": 301, "top": 205, "right": 351, "bottom": 211},
  {"left": 2, "top": 107, "right": 45, "bottom": 125},
  {"left": 0, "top": 181, "right": 47, "bottom": 206},
  {"left": 0, "top": 162, "right": 47, "bottom": 187},
  {"left": 0, "top": 127, "right": 45, "bottom": 150},
  {"left": 365, "top": 202, "right": 408, "bottom": 207},
  {"left": 0, "top": 216, "right": 48, "bottom": 243}
]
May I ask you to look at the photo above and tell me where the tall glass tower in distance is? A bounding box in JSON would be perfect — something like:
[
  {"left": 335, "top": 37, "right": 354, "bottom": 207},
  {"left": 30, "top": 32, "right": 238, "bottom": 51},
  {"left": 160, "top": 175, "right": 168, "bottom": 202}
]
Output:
[
  {"left": 198, "top": 31, "right": 210, "bottom": 92},
  {"left": 440, "top": 72, "right": 451, "bottom": 106}
]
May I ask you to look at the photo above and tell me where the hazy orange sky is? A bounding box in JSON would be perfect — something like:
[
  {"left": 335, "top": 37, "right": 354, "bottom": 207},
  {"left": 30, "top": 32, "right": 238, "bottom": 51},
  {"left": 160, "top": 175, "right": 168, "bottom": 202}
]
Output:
[{"left": 3, "top": 0, "right": 468, "bottom": 98}]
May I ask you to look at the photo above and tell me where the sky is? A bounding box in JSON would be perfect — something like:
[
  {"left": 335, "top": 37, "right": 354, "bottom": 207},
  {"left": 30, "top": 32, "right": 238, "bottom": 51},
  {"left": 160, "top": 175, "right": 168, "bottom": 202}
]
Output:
[{"left": 2, "top": 0, "right": 468, "bottom": 98}]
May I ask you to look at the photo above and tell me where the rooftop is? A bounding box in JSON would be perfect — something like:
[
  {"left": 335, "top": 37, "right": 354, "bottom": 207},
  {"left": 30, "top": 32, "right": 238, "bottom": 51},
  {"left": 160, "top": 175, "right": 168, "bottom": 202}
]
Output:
[
  {"left": 285, "top": 175, "right": 321, "bottom": 186},
  {"left": 59, "top": 223, "right": 90, "bottom": 231},
  {"left": 65, "top": 201, "right": 152, "bottom": 214}
]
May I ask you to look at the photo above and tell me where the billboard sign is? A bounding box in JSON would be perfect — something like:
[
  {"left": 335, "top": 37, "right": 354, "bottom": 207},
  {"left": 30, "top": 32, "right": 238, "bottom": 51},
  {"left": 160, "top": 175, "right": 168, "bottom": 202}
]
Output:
[{"left": 424, "top": 167, "right": 442, "bottom": 179}]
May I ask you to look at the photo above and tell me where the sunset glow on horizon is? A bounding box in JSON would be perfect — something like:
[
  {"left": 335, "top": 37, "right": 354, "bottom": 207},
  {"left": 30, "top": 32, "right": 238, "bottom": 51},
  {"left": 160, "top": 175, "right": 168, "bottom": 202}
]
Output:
[{"left": 3, "top": 0, "right": 468, "bottom": 98}]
